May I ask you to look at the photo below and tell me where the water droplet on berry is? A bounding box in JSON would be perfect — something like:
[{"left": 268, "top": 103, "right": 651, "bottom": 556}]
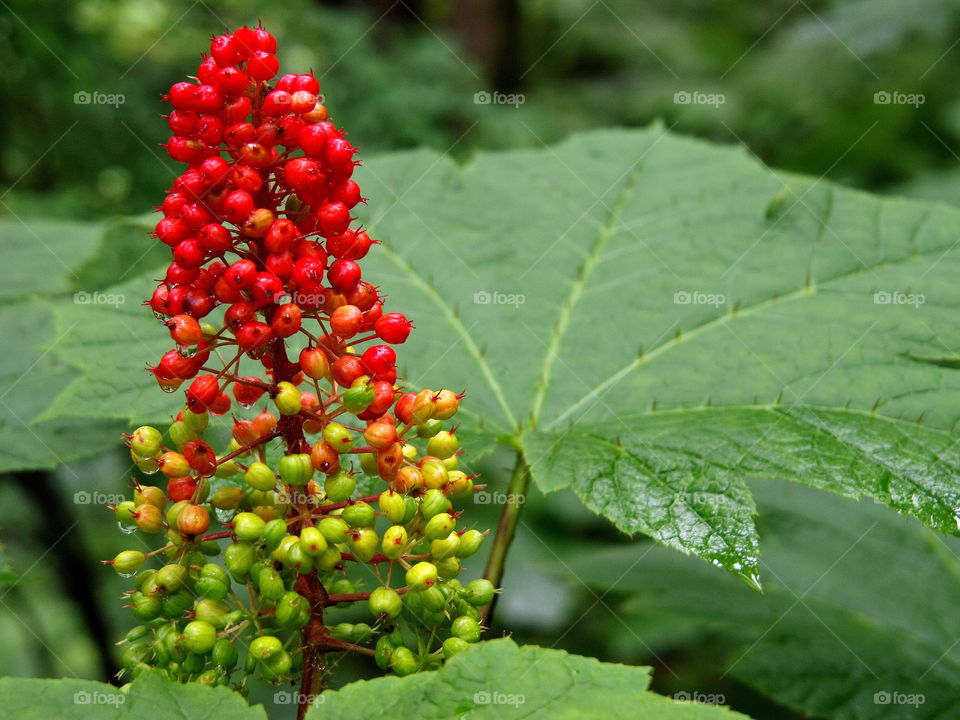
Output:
[
  {"left": 215, "top": 507, "right": 234, "bottom": 524},
  {"left": 239, "top": 401, "right": 253, "bottom": 410},
  {"left": 160, "top": 384, "right": 178, "bottom": 394},
  {"left": 117, "top": 522, "right": 137, "bottom": 535},
  {"left": 178, "top": 344, "right": 198, "bottom": 358}
]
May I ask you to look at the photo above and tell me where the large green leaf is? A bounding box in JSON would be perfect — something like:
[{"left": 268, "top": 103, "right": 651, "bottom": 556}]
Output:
[
  {"left": 40, "top": 127, "right": 960, "bottom": 582},
  {"left": 556, "top": 482, "right": 960, "bottom": 719},
  {"left": 310, "top": 638, "right": 748, "bottom": 719},
  {"left": 0, "top": 671, "right": 266, "bottom": 719}
]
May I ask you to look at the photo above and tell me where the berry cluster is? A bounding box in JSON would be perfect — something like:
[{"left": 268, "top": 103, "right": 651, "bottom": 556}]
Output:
[{"left": 108, "top": 25, "right": 494, "bottom": 697}]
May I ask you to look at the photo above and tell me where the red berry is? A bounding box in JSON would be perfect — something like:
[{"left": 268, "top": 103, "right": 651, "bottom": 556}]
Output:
[
  {"left": 375, "top": 313, "right": 412, "bottom": 344},
  {"left": 361, "top": 345, "right": 396, "bottom": 376},
  {"left": 167, "top": 314, "right": 204, "bottom": 345},
  {"left": 233, "top": 378, "right": 266, "bottom": 406},
  {"left": 271, "top": 303, "right": 302, "bottom": 337},
  {"left": 186, "top": 374, "right": 220, "bottom": 412},
  {"left": 330, "top": 305, "right": 362, "bottom": 338},
  {"left": 167, "top": 476, "right": 198, "bottom": 503},
  {"left": 327, "top": 258, "right": 361, "bottom": 292},
  {"left": 224, "top": 189, "right": 255, "bottom": 224},
  {"left": 168, "top": 82, "right": 198, "bottom": 110},
  {"left": 247, "top": 51, "right": 279, "bottom": 80},
  {"left": 225, "top": 259, "right": 257, "bottom": 289},
  {"left": 292, "top": 256, "right": 325, "bottom": 289},
  {"left": 331, "top": 354, "right": 365, "bottom": 386},
  {"left": 236, "top": 321, "right": 272, "bottom": 353},
  {"left": 265, "top": 218, "right": 298, "bottom": 252}
]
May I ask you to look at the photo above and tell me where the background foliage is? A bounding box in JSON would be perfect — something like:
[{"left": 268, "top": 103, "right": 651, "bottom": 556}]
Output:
[{"left": 4, "top": 1, "right": 960, "bottom": 718}]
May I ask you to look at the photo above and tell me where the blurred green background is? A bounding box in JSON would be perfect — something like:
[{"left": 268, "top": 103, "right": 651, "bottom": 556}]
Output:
[{"left": 3, "top": 0, "right": 960, "bottom": 717}]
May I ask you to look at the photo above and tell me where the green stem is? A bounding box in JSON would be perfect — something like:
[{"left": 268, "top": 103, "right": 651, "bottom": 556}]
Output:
[{"left": 480, "top": 452, "right": 530, "bottom": 627}]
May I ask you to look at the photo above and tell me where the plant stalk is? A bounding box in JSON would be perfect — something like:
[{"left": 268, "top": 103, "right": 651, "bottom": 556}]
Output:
[{"left": 480, "top": 452, "right": 530, "bottom": 627}]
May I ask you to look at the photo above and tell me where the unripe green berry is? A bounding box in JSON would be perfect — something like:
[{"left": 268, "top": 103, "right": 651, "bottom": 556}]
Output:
[
  {"left": 233, "top": 511, "right": 266, "bottom": 542},
  {"left": 212, "top": 638, "right": 238, "bottom": 669},
  {"left": 378, "top": 490, "right": 406, "bottom": 523},
  {"left": 415, "top": 418, "right": 443, "bottom": 437},
  {"left": 168, "top": 419, "right": 197, "bottom": 449},
  {"left": 451, "top": 615, "right": 481, "bottom": 643},
  {"left": 443, "top": 636, "right": 470, "bottom": 658},
  {"left": 275, "top": 591, "right": 310, "bottom": 629},
  {"left": 130, "top": 592, "right": 162, "bottom": 621},
  {"left": 224, "top": 541, "right": 257, "bottom": 580},
  {"left": 182, "top": 408, "right": 209, "bottom": 434},
  {"left": 348, "top": 527, "right": 378, "bottom": 562},
  {"left": 299, "top": 526, "right": 328, "bottom": 556},
  {"left": 430, "top": 532, "right": 460, "bottom": 560},
  {"left": 274, "top": 381, "right": 302, "bottom": 416},
  {"left": 271, "top": 535, "right": 300, "bottom": 565},
  {"left": 351, "top": 623, "right": 372, "bottom": 644},
  {"left": 263, "top": 518, "right": 288, "bottom": 550},
  {"left": 278, "top": 453, "right": 313, "bottom": 487},
  {"left": 317, "top": 516, "right": 349, "bottom": 544},
  {"left": 130, "top": 426, "right": 163, "bottom": 458},
  {"left": 420, "top": 459, "right": 448, "bottom": 489},
  {"left": 436, "top": 556, "right": 461, "bottom": 579},
  {"left": 115, "top": 500, "right": 137, "bottom": 526},
  {"left": 368, "top": 586, "right": 402, "bottom": 618},
  {"left": 195, "top": 576, "right": 229, "bottom": 600},
  {"left": 390, "top": 646, "right": 417, "bottom": 676},
  {"left": 182, "top": 620, "right": 217, "bottom": 654},
  {"left": 211, "top": 485, "right": 244, "bottom": 509},
  {"left": 426, "top": 431, "right": 459, "bottom": 459},
  {"left": 342, "top": 376, "right": 375, "bottom": 414},
  {"left": 161, "top": 589, "right": 193, "bottom": 618},
  {"left": 258, "top": 567, "right": 286, "bottom": 601},
  {"left": 447, "top": 470, "right": 473, "bottom": 498},
  {"left": 405, "top": 561, "right": 438, "bottom": 591},
  {"left": 214, "top": 459, "right": 242, "bottom": 478},
  {"left": 419, "top": 488, "right": 450, "bottom": 519},
  {"left": 419, "top": 585, "right": 447, "bottom": 612},
  {"left": 156, "top": 563, "right": 187, "bottom": 592},
  {"left": 112, "top": 550, "right": 145, "bottom": 575},
  {"left": 322, "top": 422, "right": 354, "bottom": 452},
  {"left": 244, "top": 461, "right": 277, "bottom": 491},
  {"left": 382, "top": 525, "right": 407, "bottom": 559},
  {"left": 324, "top": 470, "right": 356, "bottom": 502},
  {"left": 314, "top": 546, "right": 342, "bottom": 572},
  {"left": 463, "top": 578, "right": 496, "bottom": 606},
  {"left": 360, "top": 452, "right": 378, "bottom": 475},
  {"left": 374, "top": 635, "right": 394, "bottom": 669},
  {"left": 457, "top": 529, "right": 485, "bottom": 558},
  {"left": 250, "top": 634, "right": 283, "bottom": 660},
  {"left": 341, "top": 501, "right": 375, "bottom": 527},
  {"left": 261, "top": 649, "right": 292, "bottom": 680},
  {"left": 165, "top": 499, "right": 190, "bottom": 528},
  {"left": 424, "top": 512, "right": 456, "bottom": 541}
]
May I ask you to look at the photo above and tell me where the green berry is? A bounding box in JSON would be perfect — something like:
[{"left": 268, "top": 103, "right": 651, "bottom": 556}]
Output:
[
  {"left": 390, "top": 646, "right": 417, "bottom": 676},
  {"left": 324, "top": 470, "right": 356, "bottom": 502},
  {"left": 430, "top": 532, "right": 460, "bottom": 560},
  {"left": 405, "top": 561, "right": 438, "bottom": 591},
  {"left": 463, "top": 579, "right": 496, "bottom": 606},
  {"left": 424, "top": 512, "right": 456, "bottom": 541},
  {"left": 348, "top": 527, "right": 378, "bottom": 562},
  {"left": 161, "top": 589, "right": 193, "bottom": 618},
  {"left": 168, "top": 419, "right": 197, "bottom": 449},
  {"left": 342, "top": 377, "right": 375, "bottom": 414},
  {"left": 420, "top": 459, "right": 448, "bottom": 489},
  {"left": 381, "top": 525, "right": 407, "bottom": 560},
  {"left": 274, "top": 381, "right": 302, "bottom": 416},
  {"left": 360, "top": 452, "right": 378, "bottom": 475},
  {"left": 211, "top": 485, "right": 244, "bottom": 509},
  {"left": 457, "top": 529, "right": 485, "bottom": 558},
  {"left": 426, "top": 431, "right": 459, "bottom": 459},
  {"left": 314, "top": 546, "right": 342, "bottom": 572},
  {"left": 378, "top": 490, "right": 406, "bottom": 523},
  {"left": 130, "top": 592, "right": 162, "bottom": 621},
  {"left": 368, "top": 586, "right": 403, "bottom": 618},
  {"left": 263, "top": 518, "right": 288, "bottom": 550},
  {"left": 250, "top": 634, "right": 283, "bottom": 660},
  {"left": 299, "top": 526, "right": 329, "bottom": 556},
  {"left": 258, "top": 567, "right": 285, "bottom": 601},
  {"left": 233, "top": 511, "right": 266, "bottom": 541},
  {"left": 317, "top": 516, "right": 349, "bottom": 544},
  {"left": 278, "top": 453, "right": 313, "bottom": 486},
  {"left": 112, "top": 550, "right": 145, "bottom": 575},
  {"left": 115, "top": 500, "right": 138, "bottom": 526},
  {"left": 451, "top": 615, "right": 481, "bottom": 643},
  {"left": 419, "top": 585, "right": 447, "bottom": 612},
  {"left": 244, "top": 462, "right": 277, "bottom": 491},
  {"left": 342, "top": 501, "right": 375, "bottom": 527},
  {"left": 156, "top": 563, "right": 187, "bottom": 592},
  {"left": 351, "top": 623, "right": 372, "bottom": 644},
  {"left": 130, "top": 426, "right": 163, "bottom": 458},
  {"left": 419, "top": 489, "right": 450, "bottom": 519},
  {"left": 224, "top": 541, "right": 257, "bottom": 580},
  {"left": 212, "top": 638, "right": 238, "bottom": 668},
  {"left": 275, "top": 591, "right": 310, "bottom": 629},
  {"left": 182, "top": 620, "right": 217, "bottom": 654},
  {"left": 182, "top": 408, "right": 209, "bottom": 434},
  {"left": 443, "top": 636, "right": 470, "bottom": 658},
  {"left": 374, "top": 635, "right": 394, "bottom": 669},
  {"left": 260, "top": 649, "right": 292, "bottom": 680},
  {"left": 322, "top": 422, "right": 354, "bottom": 452},
  {"left": 436, "top": 556, "right": 461, "bottom": 579}
]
